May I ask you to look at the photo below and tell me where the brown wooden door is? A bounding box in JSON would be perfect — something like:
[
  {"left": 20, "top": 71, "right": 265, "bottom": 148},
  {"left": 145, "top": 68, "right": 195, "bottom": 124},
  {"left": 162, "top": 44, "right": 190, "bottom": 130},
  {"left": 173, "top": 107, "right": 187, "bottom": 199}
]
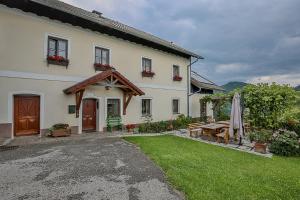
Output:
[
  {"left": 82, "top": 99, "right": 97, "bottom": 132},
  {"left": 14, "top": 95, "right": 40, "bottom": 136}
]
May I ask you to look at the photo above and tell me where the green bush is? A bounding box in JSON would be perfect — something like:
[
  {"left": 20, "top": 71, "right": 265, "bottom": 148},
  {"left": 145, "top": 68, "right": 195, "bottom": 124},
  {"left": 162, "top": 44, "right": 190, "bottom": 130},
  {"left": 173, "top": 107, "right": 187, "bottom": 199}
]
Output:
[
  {"left": 269, "top": 130, "right": 300, "bottom": 156},
  {"left": 243, "top": 83, "right": 296, "bottom": 130},
  {"left": 248, "top": 129, "right": 272, "bottom": 143},
  {"left": 138, "top": 115, "right": 195, "bottom": 133},
  {"left": 281, "top": 122, "right": 300, "bottom": 138}
]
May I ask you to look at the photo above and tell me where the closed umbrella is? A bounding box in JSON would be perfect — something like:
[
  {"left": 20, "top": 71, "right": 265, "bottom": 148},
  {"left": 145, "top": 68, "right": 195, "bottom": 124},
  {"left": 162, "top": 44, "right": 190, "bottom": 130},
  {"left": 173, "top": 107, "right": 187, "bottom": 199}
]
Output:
[{"left": 229, "top": 93, "right": 244, "bottom": 142}]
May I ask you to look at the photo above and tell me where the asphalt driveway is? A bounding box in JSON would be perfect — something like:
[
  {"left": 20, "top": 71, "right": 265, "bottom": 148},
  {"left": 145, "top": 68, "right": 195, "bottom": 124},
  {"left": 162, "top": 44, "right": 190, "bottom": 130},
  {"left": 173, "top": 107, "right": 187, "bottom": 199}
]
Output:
[{"left": 0, "top": 136, "right": 182, "bottom": 200}]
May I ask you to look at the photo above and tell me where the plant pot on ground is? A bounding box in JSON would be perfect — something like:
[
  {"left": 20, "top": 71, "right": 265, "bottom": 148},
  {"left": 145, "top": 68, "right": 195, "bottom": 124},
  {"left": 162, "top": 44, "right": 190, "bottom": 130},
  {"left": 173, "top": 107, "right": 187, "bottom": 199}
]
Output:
[
  {"left": 249, "top": 129, "right": 272, "bottom": 154},
  {"left": 126, "top": 124, "right": 136, "bottom": 132},
  {"left": 48, "top": 123, "right": 71, "bottom": 137}
]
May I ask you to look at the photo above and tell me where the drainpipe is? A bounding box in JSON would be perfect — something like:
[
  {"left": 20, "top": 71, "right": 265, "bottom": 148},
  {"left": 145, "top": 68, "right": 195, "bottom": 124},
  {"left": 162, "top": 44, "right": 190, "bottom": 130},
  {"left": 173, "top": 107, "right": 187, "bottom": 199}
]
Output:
[{"left": 187, "top": 57, "right": 201, "bottom": 117}]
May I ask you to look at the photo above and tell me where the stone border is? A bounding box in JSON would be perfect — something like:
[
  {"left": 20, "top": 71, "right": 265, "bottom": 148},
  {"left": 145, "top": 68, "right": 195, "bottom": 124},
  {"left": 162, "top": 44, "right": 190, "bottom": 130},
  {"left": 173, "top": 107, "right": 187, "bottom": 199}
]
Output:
[{"left": 172, "top": 132, "right": 273, "bottom": 158}]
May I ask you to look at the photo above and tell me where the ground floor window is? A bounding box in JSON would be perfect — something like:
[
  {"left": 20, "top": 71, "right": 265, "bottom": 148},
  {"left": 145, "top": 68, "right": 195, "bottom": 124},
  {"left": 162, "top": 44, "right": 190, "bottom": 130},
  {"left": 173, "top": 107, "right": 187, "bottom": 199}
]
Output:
[
  {"left": 107, "top": 99, "right": 120, "bottom": 117},
  {"left": 172, "top": 99, "right": 180, "bottom": 114},
  {"left": 142, "top": 99, "right": 152, "bottom": 116}
]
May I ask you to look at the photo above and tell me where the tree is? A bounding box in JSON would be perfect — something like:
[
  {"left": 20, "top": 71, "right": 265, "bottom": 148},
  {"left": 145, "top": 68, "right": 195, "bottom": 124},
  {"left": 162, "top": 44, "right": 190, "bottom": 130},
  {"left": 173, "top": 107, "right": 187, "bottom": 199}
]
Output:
[{"left": 242, "top": 83, "right": 296, "bottom": 130}]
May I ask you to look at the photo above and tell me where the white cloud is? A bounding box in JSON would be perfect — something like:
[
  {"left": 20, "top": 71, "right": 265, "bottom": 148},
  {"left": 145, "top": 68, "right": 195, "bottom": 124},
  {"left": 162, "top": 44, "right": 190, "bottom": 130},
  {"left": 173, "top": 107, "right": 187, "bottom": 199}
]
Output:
[
  {"left": 247, "top": 73, "right": 300, "bottom": 87},
  {"left": 215, "top": 63, "right": 249, "bottom": 73}
]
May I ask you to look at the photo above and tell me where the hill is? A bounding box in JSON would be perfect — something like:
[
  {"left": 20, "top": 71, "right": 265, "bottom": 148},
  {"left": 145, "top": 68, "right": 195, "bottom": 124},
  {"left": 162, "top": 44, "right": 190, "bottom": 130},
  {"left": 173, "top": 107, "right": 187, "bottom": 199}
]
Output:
[
  {"left": 295, "top": 85, "right": 300, "bottom": 91},
  {"left": 221, "top": 81, "right": 248, "bottom": 92}
]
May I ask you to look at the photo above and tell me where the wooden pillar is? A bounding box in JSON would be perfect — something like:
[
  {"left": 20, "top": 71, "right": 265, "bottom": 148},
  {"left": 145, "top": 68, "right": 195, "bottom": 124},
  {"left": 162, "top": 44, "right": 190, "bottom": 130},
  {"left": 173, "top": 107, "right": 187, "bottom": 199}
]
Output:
[
  {"left": 75, "top": 89, "right": 85, "bottom": 118},
  {"left": 123, "top": 92, "right": 133, "bottom": 115}
]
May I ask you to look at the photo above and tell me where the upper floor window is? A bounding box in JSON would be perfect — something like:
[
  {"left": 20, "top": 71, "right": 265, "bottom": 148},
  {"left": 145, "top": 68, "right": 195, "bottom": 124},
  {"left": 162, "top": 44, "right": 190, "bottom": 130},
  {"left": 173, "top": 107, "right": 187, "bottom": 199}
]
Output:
[
  {"left": 142, "top": 57, "right": 155, "bottom": 77},
  {"left": 107, "top": 99, "right": 120, "bottom": 117},
  {"left": 95, "top": 47, "right": 110, "bottom": 65},
  {"left": 142, "top": 99, "right": 152, "bottom": 116},
  {"left": 94, "top": 47, "right": 111, "bottom": 71},
  {"left": 47, "top": 36, "right": 69, "bottom": 67},
  {"left": 173, "top": 65, "right": 182, "bottom": 81},
  {"left": 142, "top": 58, "right": 152, "bottom": 72},
  {"left": 172, "top": 99, "right": 180, "bottom": 114}
]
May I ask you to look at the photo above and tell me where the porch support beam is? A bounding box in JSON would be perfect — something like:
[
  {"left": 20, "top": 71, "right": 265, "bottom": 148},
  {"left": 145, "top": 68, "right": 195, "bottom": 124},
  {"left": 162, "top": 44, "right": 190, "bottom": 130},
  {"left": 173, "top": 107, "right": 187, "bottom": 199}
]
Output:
[
  {"left": 75, "top": 89, "right": 85, "bottom": 118},
  {"left": 123, "top": 92, "right": 133, "bottom": 115}
]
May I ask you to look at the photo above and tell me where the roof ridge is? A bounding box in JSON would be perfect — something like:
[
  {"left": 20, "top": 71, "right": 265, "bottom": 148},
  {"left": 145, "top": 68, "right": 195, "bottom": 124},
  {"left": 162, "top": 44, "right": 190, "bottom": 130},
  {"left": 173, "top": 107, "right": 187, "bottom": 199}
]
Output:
[{"left": 191, "top": 71, "right": 217, "bottom": 85}]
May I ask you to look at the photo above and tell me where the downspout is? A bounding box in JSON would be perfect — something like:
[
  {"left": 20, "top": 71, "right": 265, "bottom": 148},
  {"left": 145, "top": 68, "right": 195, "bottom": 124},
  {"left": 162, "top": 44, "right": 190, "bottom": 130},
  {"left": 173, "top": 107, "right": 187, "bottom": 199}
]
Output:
[{"left": 187, "top": 57, "right": 201, "bottom": 117}]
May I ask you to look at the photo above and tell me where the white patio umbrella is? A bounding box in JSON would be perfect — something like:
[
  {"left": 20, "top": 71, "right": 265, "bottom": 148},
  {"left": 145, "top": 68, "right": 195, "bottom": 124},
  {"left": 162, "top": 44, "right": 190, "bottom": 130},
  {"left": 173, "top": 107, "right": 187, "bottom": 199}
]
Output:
[{"left": 229, "top": 93, "right": 244, "bottom": 142}]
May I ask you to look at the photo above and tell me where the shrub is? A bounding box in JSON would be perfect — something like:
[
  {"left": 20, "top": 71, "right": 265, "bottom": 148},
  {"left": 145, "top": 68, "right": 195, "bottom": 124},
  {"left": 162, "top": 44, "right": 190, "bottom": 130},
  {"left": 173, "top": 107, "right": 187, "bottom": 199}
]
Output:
[
  {"left": 52, "top": 123, "right": 69, "bottom": 130},
  {"left": 138, "top": 115, "right": 195, "bottom": 133},
  {"left": 248, "top": 129, "right": 272, "bottom": 143},
  {"left": 281, "top": 122, "right": 300, "bottom": 138},
  {"left": 269, "top": 130, "right": 300, "bottom": 156},
  {"left": 243, "top": 83, "right": 296, "bottom": 130}
]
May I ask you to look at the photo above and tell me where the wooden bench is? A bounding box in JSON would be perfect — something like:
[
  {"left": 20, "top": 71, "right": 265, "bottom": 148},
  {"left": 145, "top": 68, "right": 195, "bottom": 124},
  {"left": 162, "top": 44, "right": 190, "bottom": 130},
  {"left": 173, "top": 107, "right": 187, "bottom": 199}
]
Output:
[
  {"left": 216, "top": 127, "right": 229, "bottom": 144},
  {"left": 107, "top": 116, "right": 123, "bottom": 132},
  {"left": 188, "top": 122, "right": 205, "bottom": 138}
]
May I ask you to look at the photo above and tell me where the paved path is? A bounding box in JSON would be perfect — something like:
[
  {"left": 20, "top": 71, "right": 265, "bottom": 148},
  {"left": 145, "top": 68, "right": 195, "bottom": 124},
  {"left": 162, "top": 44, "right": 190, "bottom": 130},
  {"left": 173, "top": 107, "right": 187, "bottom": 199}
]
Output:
[{"left": 0, "top": 137, "right": 182, "bottom": 200}]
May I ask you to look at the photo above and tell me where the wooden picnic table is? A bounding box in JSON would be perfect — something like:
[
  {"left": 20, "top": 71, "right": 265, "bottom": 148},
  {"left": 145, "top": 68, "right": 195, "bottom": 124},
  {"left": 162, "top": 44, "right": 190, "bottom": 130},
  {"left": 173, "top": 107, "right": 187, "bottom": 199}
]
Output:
[
  {"left": 217, "top": 121, "right": 230, "bottom": 125},
  {"left": 200, "top": 123, "right": 227, "bottom": 139}
]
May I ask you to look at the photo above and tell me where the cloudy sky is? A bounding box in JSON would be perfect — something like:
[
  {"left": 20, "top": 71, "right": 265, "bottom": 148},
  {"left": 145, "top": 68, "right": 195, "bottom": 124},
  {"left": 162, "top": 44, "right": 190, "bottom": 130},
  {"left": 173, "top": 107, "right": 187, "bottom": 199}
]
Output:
[{"left": 63, "top": 0, "right": 300, "bottom": 86}]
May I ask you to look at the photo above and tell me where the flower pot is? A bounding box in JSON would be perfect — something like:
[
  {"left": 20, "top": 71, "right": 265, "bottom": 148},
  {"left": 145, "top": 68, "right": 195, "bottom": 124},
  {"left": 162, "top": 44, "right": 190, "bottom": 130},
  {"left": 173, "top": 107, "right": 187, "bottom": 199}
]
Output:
[
  {"left": 254, "top": 142, "right": 267, "bottom": 154},
  {"left": 173, "top": 76, "right": 182, "bottom": 81},
  {"left": 94, "top": 63, "right": 112, "bottom": 71},
  {"left": 47, "top": 57, "right": 69, "bottom": 67},
  {"left": 50, "top": 128, "right": 71, "bottom": 137},
  {"left": 142, "top": 71, "right": 155, "bottom": 77}
]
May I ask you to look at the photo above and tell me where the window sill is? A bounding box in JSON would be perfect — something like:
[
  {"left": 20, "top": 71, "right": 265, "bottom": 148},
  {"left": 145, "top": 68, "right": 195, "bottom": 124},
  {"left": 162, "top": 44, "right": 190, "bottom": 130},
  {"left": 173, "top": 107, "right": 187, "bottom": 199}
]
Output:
[
  {"left": 142, "top": 71, "right": 155, "bottom": 78},
  {"left": 94, "top": 63, "right": 113, "bottom": 71},
  {"left": 141, "top": 114, "right": 152, "bottom": 118},
  {"left": 173, "top": 76, "right": 183, "bottom": 81},
  {"left": 47, "top": 59, "right": 69, "bottom": 67}
]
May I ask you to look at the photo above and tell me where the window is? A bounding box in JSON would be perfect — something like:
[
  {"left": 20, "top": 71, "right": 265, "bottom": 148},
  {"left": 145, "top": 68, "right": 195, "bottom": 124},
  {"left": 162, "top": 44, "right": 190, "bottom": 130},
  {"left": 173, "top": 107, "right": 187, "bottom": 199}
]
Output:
[
  {"left": 172, "top": 99, "right": 180, "bottom": 114},
  {"left": 173, "top": 65, "right": 180, "bottom": 77},
  {"left": 48, "top": 36, "right": 68, "bottom": 59},
  {"left": 142, "top": 57, "right": 152, "bottom": 72},
  {"left": 95, "top": 47, "right": 110, "bottom": 65},
  {"left": 107, "top": 99, "right": 120, "bottom": 117},
  {"left": 142, "top": 99, "right": 152, "bottom": 116}
]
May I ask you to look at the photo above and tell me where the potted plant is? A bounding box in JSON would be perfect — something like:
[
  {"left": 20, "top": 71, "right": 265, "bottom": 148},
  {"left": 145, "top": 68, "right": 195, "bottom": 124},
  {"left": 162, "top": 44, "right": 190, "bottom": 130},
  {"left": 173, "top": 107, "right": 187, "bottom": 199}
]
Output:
[
  {"left": 249, "top": 130, "right": 272, "bottom": 154},
  {"left": 142, "top": 70, "right": 155, "bottom": 77},
  {"left": 94, "top": 63, "right": 113, "bottom": 71},
  {"left": 47, "top": 55, "right": 69, "bottom": 67},
  {"left": 126, "top": 124, "right": 135, "bottom": 132},
  {"left": 173, "top": 75, "right": 182, "bottom": 81},
  {"left": 48, "top": 123, "right": 71, "bottom": 137}
]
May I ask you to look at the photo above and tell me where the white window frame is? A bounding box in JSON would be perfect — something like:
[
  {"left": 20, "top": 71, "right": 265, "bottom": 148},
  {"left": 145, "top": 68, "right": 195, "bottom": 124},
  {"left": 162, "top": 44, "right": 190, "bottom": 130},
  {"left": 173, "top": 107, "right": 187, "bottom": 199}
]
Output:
[
  {"left": 141, "top": 56, "right": 153, "bottom": 72},
  {"left": 93, "top": 44, "right": 111, "bottom": 65},
  {"left": 44, "top": 33, "right": 71, "bottom": 60},
  {"left": 141, "top": 98, "right": 153, "bottom": 117},
  {"left": 172, "top": 65, "right": 180, "bottom": 78},
  {"left": 172, "top": 98, "right": 180, "bottom": 114},
  {"left": 105, "top": 97, "right": 122, "bottom": 119}
]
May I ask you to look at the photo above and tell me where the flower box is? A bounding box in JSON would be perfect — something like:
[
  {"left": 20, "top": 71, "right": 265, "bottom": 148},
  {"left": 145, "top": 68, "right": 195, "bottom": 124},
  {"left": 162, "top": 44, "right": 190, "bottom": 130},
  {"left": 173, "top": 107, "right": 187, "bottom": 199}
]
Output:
[
  {"left": 48, "top": 123, "right": 71, "bottom": 137},
  {"left": 173, "top": 75, "right": 182, "bottom": 81},
  {"left": 94, "top": 63, "right": 113, "bottom": 71},
  {"left": 142, "top": 71, "right": 155, "bottom": 77},
  {"left": 47, "top": 56, "right": 69, "bottom": 67},
  {"left": 50, "top": 128, "right": 71, "bottom": 137}
]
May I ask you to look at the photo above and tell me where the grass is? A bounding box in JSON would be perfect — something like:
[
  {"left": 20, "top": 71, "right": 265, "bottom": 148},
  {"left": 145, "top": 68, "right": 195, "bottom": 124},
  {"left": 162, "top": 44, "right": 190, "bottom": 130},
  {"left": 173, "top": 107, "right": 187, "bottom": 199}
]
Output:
[{"left": 124, "top": 135, "right": 300, "bottom": 200}]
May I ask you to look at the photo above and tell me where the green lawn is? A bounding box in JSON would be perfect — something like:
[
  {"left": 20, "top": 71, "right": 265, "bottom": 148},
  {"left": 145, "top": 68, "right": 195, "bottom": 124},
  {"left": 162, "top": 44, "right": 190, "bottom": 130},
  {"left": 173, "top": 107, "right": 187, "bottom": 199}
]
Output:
[{"left": 124, "top": 135, "right": 300, "bottom": 200}]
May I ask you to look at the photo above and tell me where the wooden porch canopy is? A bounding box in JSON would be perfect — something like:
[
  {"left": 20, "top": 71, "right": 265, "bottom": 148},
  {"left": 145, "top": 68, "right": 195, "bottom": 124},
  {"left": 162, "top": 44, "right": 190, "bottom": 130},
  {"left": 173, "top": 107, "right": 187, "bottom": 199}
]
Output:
[{"left": 63, "top": 69, "right": 145, "bottom": 117}]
